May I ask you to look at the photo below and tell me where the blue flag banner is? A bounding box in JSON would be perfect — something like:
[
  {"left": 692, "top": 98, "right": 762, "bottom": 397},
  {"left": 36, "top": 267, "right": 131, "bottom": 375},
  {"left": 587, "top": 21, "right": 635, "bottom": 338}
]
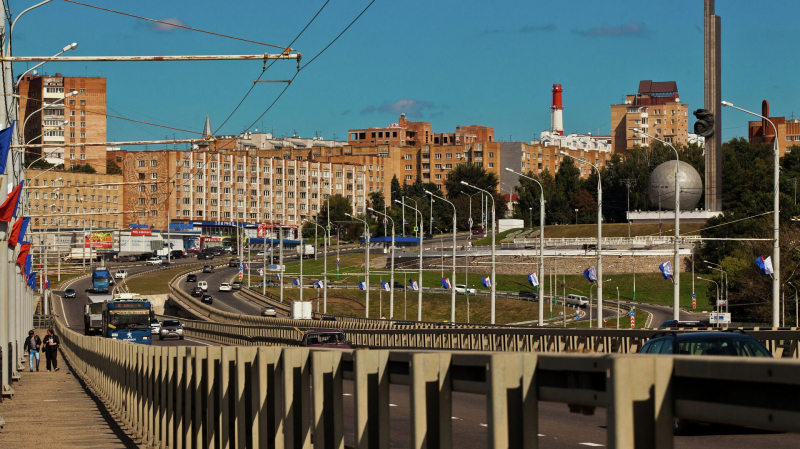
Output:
[
  {"left": 441, "top": 277, "right": 451, "bottom": 289},
  {"left": 481, "top": 276, "right": 491, "bottom": 288},
  {"left": 293, "top": 278, "right": 300, "bottom": 286},
  {"left": 409, "top": 279, "right": 419, "bottom": 291},
  {"left": 381, "top": 280, "right": 390, "bottom": 291},
  {"left": 316, "top": 280, "right": 324, "bottom": 288},
  {"left": 358, "top": 281, "right": 366, "bottom": 291},
  {"left": 659, "top": 261, "right": 673, "bottom": 280},
  {"left": 0, "top": 121, "right": 15, "bottom": 175},
  {"left": 583, "top": 267, "right": 597, "bottom": 283},
  {"left": 276, "top": 273, "right": 281, "bottom": 281},
  {"left": 528, "top": 273, "right": 539, "bottom": 287},
  {"left": 755, "top": 256, "right": 774, "bottom": 275}
]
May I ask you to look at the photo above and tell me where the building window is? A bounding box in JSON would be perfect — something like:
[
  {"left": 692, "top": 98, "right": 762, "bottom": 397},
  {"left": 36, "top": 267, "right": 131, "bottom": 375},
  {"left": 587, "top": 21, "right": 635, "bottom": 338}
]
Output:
[
  {"left": 80, "top": 111, "right": 85, "bottom": 117},
  {"left": 151, "top": 173, "right": 157, "bottom": 180},
  {"left": 80, "top": 100, "right": 86, "bottom": 105},
  {"left": 150, "top": 160, "right": 157, "bottom": 167},
  {"left": 80, "top": 153, "right": 86, "bottom": 160},
  {"left": 80, "top": 132, "right": 86, "bottom": 138},
  {"left": 69, "top": 153, "right": 75, "bottom": 160}
]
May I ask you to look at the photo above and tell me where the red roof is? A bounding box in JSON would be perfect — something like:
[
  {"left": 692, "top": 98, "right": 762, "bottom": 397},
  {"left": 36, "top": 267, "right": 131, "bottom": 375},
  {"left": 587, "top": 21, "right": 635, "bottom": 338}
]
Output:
[{"left": 638, "top": 80, "right": 678, "bottom": 95}]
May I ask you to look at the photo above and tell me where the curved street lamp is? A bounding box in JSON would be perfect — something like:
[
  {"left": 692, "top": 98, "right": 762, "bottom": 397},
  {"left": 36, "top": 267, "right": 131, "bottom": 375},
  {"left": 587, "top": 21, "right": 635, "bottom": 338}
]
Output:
[{"left": 424, "top": 189, "right": 458, "bottom": 323}]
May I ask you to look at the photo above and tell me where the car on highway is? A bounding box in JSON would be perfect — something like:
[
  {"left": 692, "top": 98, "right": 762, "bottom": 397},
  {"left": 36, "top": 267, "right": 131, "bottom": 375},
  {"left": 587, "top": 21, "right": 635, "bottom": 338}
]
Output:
[
  {"left": 202, "top": 265, "right": 214, "bottom": 273},
  {"left": 219, "top": 283, "right": 232, "bottom": 292},
  {"left": 158, "top": 319, "right": 184, "bottom": 341},
  {"left": 170, "top": 249, "right": 186, "bottom": 259},
  {"left": 139, "top": 253, "right": 155, "bottom": 261},
  {"left": 659, "top": 320, "right": 708, "bottom": 329},
  {"left": 256, "top": 251, "right": 269, "bottom": 256},
  {"left": 198, "top": 252, "right": 214, "bottom": 260},
  {"left": 301, "top": 329, "right": 350, "bottom": 349},
  {"left": 186, "top": 274, "right": 197, "bottom": 282},
  {"left": 150, "top": 318, "right": 161, "bottom": 334},
  {"left": 121, "top": 255, "right": 139, "bottom": 262},
  {"left": 191, "top": 286, "right": 203, "bottom": 297},
  {"left": 115, "top": 270, "right": 127, "bottom": 279},
  {"left": 229, "top": 258, "right": 241, "bottom": 267},
  {"left": 201, "top": 294, "right": 213, "bottom": 304},
  {"left": 639, "top": 331, "right": 772, "bottom": 434},
  {"left": 146, "top": 257, "right": 162, "bottom": 266},
  {"left": 108, "top": 278, "right": 116, "bottom": 286},
  {"left": 435, "top": 321, "right": 458, "bottom": 327},
  {"left": 255, "top": 280, "right": 280, "bottom": 288},
  {"left": 64, "top": 288, "right": 77, "bottom": 298},
  {"left": 472, "top": 228, "right": 484, "bottom": 235},
  {"left": 232, "top": 281, "right": 243, "bottom": 290},
  {"left": 454, "top": 284, "right": 477, "bottom": 295},
  {"left": 261, "top": 306, "right": 277, "bottom": 317},
  {"left": 198, "top": 281, "right": 208, "bottom": 292},
  {"left": 423, "top": 233, "right": 433, "bottom": 240},
  {"left": 519, "top": 290, "right": 538, "bottom": 301}
]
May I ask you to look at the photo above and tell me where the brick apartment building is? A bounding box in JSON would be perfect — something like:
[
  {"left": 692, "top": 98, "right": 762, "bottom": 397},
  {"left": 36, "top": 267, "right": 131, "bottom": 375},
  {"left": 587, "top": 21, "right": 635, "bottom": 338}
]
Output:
[
  {"left": 748, "top": 99, "right": 800, "bottom": 157},
  {"left": 348, "top": 113, "right": 494, "bottom": 147},
  {"left": 499, "top": 141, "right": 612, "bottom": 191},
  {"left": 610, "top": 80, "right": 690, "bottom": 154},
  {"left": 17, "top": 74, "right": 107, "bottom": 173}
]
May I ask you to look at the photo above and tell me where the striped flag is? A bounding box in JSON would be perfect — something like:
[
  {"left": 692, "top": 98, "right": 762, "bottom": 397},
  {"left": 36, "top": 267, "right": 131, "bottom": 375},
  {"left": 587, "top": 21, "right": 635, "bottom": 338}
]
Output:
[
  {"left": 381, "top": 280, "right": 390, "bottom": 291},
  {"left": 441, "top": 277, "right": 451, "bottom": 289},
  {"left": 358, "top": 282, "right": 366, "bottom": 291},
  {"left": 409, "top": 279, "right": 419, "bottom": 291},
  {"left": 481, "top": 276, "right": 491, "bottom": 288}
]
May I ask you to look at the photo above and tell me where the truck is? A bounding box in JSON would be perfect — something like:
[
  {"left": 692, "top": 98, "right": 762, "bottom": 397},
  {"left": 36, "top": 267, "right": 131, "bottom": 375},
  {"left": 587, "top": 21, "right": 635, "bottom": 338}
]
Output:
[
  {"left": 296, "top": 244, "right": 315, "bottom": 259},
  {"left": 64, "top": 248, "right": 101, "bottom": 262},
  {"left": 84, "top": 294, "right": 113, "bottom": 335},
  {"left": 92, "top": 267, "right": 111, "bottom": 293},
  {"left": 291, "top": 301, "right": 312, "bottom": 319}
]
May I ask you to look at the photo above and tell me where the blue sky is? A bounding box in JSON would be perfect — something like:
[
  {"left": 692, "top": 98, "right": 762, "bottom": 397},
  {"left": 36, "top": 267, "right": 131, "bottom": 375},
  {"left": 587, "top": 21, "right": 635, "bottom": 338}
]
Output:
[{"left": 11, "top": 0, "right": 800, "bottom": 148}]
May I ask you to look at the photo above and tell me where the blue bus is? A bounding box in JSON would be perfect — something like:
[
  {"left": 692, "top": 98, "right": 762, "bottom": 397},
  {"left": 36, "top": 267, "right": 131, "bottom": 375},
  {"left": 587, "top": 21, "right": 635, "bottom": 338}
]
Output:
[
  {"left": 92, "top": 268, "right": 111, "bottom": 293},
  {"left": 101, "top": 299, "right": 152, "bottom": 345}
]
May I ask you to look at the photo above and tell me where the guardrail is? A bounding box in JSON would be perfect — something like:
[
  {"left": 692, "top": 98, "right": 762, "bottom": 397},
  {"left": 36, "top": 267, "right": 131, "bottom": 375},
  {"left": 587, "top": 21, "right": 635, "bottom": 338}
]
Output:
[
  {"left": 509, "top": 235, "right": 703, "bottom": 247},
  {"left": 33, "top": 315, "right": 56, "bottom": 329},
  {"left": 55, "top": 318, "right": 800, "bottom": 448}
]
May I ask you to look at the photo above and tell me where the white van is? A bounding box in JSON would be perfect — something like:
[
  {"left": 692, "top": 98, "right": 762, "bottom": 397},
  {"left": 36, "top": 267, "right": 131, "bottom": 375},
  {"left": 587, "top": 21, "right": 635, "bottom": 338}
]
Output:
[
  {"left": 565, "top": 294, "right": 589, "bottom": 308},
  {"left": 198, "top": 281, "right": 208, "bottom": 292}
]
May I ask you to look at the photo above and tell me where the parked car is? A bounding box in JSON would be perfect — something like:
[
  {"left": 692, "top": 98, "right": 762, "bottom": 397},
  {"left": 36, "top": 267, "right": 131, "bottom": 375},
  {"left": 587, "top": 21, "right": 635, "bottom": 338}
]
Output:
[
  {"left": 146, "top": 257, "right": 162, "bottom": 266},
  {"left": 261, "top": 306, "right": 277, "bottom": 317},
  {"left": 639, "top": 331, "right": 772, "bottom": 434},
  {"left": 219, "top": 283, "right": 232, "bottom": 292},
  {"left": 64, "top": 288, "right": 76, "bottom": 298},
  {"left": 232, "top": 281, "right": 243, "bottom": 290},
  {"left": 222, "top": 246, "right": 234, "bottom": 254},
  {"left": 201, "top": 294, "right": 213, "bottom": 304},
  {"left": 392, "top": 281, "right": 406, "bottom": 290},
  {"left": 301, "top": 329, "right": 350, "bottom": 349},
  {"left": 158, "top": 319, "right": 184, "bottom": 340},
  {"left": 122, "top": 255, "right": 139, "bottom": 262},
  {"left": 659, "top": 320, "right": 708, "bottom": 329},
  {"left": 229, "top": 258, "right": 241, "bottom": 268},
  {"left": 320, "top": 315, "right": 337, "bottom": 322},
  {"left": 115, "top": 270, "right": 127, "bottom": 279},
  {"left": 170, "top": 249, "right": 185, "bottom": 259},
  {"left": 202, "top": 265, "right": 214, "bottom": 273},
  {"left": 423, "top": 233, "right": 433, "bottom": 240},
  {"left": 191, "top": 286, "right": 203, "bottom": 297},
  {"left": 198, "top": 252, "right": 214, "bottom": 260},
  {"left": 198, "top": 281, "right": 208, "bottom": 292},
  {"left": 150, "top": 318, "right": 161, "bottom": 334},
  {"left": 454, "top": 284, "right": 477, "bottom": 295},
  {"left": 392, "top": 321, "right": 414, "bottom": 327},
  {"left": 186, "top": 274, "right": 197, "bottom": 282},
  {"left": 519, "top": 290, "right": 538, "bottom": 301}
]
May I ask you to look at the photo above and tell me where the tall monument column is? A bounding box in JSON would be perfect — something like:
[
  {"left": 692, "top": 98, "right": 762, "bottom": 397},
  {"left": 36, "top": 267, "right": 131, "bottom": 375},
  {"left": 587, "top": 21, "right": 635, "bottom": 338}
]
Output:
[{"left": 704, "top": 0, "right": 722, "bottom": 211}]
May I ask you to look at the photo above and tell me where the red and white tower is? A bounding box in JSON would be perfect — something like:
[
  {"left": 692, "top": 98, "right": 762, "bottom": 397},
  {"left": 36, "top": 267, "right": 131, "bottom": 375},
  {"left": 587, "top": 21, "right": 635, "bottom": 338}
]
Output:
[{"left": 550, "top": 84, "right": 564, "bottom": 135}]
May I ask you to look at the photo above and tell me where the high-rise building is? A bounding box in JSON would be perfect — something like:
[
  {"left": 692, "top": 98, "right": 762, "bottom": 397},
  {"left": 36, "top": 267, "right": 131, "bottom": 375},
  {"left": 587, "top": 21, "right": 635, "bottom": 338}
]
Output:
[
  {"left": 610, "top": 80, "right": 690, "bottom": 154},
  {"left": 747, "top": 100, "right": 800, "bottom": 158},
  {"left": 17, "top": 73, "right": 107, "bottom": 173},
  {"left": 348, "top": 114, "right": 494, "bottom": 147}
]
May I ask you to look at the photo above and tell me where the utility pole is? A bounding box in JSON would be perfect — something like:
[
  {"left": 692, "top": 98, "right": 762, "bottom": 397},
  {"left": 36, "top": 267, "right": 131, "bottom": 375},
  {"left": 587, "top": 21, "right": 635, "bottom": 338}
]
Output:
[
  {"left": 786, "top": 178, "right": 800, "bottom": 205},
  {"left": 619, "top": 179, "right": 637, "bottom": 238}
]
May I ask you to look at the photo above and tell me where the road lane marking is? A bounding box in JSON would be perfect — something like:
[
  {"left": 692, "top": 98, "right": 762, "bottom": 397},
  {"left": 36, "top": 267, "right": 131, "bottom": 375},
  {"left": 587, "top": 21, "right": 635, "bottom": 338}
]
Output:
[
  {"left": 184, "top": 337, "right": 214, "bottom": 346},
  {"left": 58, "top": 294, "right": 69, "bottom": 327},
  {"left": 579, "top": 444, "right": 604, "bottom": 447}
]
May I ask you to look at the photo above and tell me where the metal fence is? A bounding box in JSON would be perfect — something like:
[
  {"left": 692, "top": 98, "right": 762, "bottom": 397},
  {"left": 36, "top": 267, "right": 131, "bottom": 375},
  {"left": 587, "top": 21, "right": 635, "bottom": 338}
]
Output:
[
  {"left": 55, "top": 318, "right": 800, "bottom": 448},
  {"left": 32, "top": 314, "right": 56, "bottom": 329}
]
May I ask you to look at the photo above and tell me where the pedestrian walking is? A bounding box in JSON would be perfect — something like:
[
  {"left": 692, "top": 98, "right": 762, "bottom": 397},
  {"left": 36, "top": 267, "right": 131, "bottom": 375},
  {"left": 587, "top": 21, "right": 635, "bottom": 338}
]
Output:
[
  {"left": 42, "top": 328, "right": 60, "bottom": 372},
  {"left": 24, "top": 330, "right": 41, "bottom": 372}
]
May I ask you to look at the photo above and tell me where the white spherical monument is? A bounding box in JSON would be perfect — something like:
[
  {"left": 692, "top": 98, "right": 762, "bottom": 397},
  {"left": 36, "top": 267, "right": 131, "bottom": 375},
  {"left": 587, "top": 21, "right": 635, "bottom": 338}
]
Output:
[{"left": 647, "top": 160, "right": 703, "bottom": 210}]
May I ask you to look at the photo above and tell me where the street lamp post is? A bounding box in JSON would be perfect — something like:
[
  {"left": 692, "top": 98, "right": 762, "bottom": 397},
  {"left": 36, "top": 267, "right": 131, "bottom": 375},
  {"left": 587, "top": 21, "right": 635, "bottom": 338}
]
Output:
[
  {"left": 424, "top": 190, "right": 457, "bottom": 322},
  {"left": 14, "top": 43, "right": 78, "bottom": 89},
  {"left": 575, "top": 209, "right": 578, "bottom": 225},
  {"left": 346, "top": 213, "right": 371, "bottom": 318},
  {"left": 788, "top": 281, "right": 798, "bottom": 327},
  {"left": 697, "top": 276, "right": 720, "bottom": 327},
  {"left": 504, "top": 168, "right": 546, "bottom": 326},
  {"left": 396, "top": 200, "right": 424, "bottom": 321},
  {"left": 722, "top": 101, "right": 780, "bottom": 328},
  {"left": 635, "top": 128, "right": 681, "bottom": 322},
  {"left": 369, "top": 208, "right": 395, "bottom": 319},
  {"left": 303, "top": 219, "right": 327, "bottom": 314},
  {"left": 460, "top": 181, "right": 497, "bottom": 324},
  {"left": 560, "top": 151, "right": 605, "bottom": 327},
  {"left": 705, "top": 261, "right": 728, "bottom": 314}
]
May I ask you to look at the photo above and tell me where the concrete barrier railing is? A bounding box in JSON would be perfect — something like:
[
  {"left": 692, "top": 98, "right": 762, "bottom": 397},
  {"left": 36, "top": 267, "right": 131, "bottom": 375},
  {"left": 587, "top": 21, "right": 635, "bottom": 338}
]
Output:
[{"left": 55, "top": 319, "right": 800, "bottom": 448}]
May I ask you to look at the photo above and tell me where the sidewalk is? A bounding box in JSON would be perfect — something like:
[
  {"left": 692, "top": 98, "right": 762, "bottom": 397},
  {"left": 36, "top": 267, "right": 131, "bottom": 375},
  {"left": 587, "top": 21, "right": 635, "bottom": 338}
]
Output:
[{"left": 0, "top": 331, "right": 139, "bottom": 448}]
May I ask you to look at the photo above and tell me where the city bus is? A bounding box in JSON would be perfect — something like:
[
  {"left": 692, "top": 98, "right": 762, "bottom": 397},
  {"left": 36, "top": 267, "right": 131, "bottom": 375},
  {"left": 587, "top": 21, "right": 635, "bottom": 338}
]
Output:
[
  {"left": 101, "top": 298, "right": 152, "bottom": 345},
  {"left": 92, "top": 268, "right": 111, "bottom": 293}
]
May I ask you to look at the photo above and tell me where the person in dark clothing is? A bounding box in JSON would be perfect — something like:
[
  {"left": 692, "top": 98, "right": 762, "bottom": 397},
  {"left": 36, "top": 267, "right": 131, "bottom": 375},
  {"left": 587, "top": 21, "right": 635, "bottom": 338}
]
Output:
[
  {"left": 42, "top": 328, "right": 60, "bottom": 372},
  {"left": 24, "top": 329, "right": 41, "bottom": 372}
]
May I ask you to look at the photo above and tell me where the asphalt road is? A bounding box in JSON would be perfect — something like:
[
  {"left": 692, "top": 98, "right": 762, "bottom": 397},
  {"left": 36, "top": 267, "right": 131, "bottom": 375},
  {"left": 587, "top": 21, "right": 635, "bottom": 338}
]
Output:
[{"left": 51, "top": 257, "right": 217, "bottom": 347}]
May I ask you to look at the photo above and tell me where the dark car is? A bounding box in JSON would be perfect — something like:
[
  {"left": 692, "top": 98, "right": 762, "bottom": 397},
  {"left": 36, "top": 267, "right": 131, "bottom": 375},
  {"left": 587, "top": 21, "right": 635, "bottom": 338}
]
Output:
[
  {"left": 121, "top": 255, "right": 138, "bottom": 262},
  {"left": 191, "top": 286, "right": 203, "bottom": 297},
  {"left": 139, "top": 253, "right": 155, "bottom": 261},
  {"left": 392, "top": 321, "right": 414, "bottom": 327},
  {"left": 198, "top": 252, "right": 214, "bottom": 260},
  {"left": 639, "top": 331, "right": 771, "bottom": 434},
  {"left": 202, "top": 265, "right": 214, "bottom": 273},
  {"left": 301, "top": 329, "right": 350, "bottom": 349},
  {"left": 519, "top": 290, "right": 538, "bottom": 301},
  {"left": 64, "top": 288, "right": 76, "bottom": 298},
  {"left": 392, "top": 281, "right": 405, "bottom": 290},
  {"left": 170, "top": 250, "right": 185, "bottom": 259},
  {"left": 472, "top": 228, "right": 484, "bottom": 235},
  {"left": 186, "top": 274, "right": 197, "bottom": 282},
  {"left": 320, "top": 315, "right": 337, "bottom": 322},
  {"left": 423, "top": 233, "right": 433, "bottom": 240},
  {"left": 659, "top": 320, "right": 708, "bottom": 329},
  {"left": 201, "top": 294, "right": 213, "bottom": 304},
  {"left": 229, "top": 258, "right": 241, "bottom": 268}
]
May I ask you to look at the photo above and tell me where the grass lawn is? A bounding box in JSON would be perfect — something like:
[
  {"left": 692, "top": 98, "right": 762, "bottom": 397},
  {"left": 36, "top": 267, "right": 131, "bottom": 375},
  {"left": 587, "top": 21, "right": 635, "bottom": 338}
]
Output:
[
  {"left": 265, "top": 286, "right": 540, "bottom": 324},
  {"left": 474, "top": 228, "right": 522, "bottom": 246},
  {"left": 531, "top": 222, "right": 705, "bottom": 239},
  {"left": 53, "top": 272, "right": 87, "bottom": 289},
  {"left": 565, "top": 309, "right": 650, "bottom": 328},
  {"left": 123, "top": 266, "right": 187, "bottom": 295}
]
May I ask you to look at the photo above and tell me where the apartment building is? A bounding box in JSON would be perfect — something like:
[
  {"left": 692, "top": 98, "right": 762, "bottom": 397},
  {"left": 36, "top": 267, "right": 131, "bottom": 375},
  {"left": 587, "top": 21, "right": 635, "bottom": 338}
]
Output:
[
  {"left": 499, "top": 141, "right": 612, "bottom": 190},
  {"left": 747, "top": 99, "right": 800, "bottom": 157},
  {"left": 17, "top": 74, "right": 107, "bottom": 173},
  {"left": 610, "top": 80, "right": 690, "bottom": 154},
  {"left": 348, "top": 113, "right": 494, "bottom": 147},
  {"left": 26, "top": 168, "right": 124, "bottom": 230}
]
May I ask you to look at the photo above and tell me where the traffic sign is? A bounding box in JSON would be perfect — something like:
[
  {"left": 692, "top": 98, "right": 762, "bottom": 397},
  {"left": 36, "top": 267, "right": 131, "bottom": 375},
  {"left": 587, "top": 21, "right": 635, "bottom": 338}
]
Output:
[
  {"left": 692, "top": 298, "right": 697, "bottom": 310},
  {"left": 575, "top": 313, "right": 580, "bottom": 320},
  {"left": 629, "top": 310, "right": 635, "bottom": 317},
  {"left": 238, "top": 270, "right": 243, "bottom": 281},
  {"left": 603, "top": 318, "right": 607, "bottom": 323},
  {"left": 692, "top": 293, "right": 696, "bottom": 299},
  {"left": 326, "top": 225, "right": 331, "bottom": 231},
  {"left": 413, "top": 226, "right": 418, "bottom": 232},
  {"left": 630, "top": 317, "right": 635, "bottom": 328}
]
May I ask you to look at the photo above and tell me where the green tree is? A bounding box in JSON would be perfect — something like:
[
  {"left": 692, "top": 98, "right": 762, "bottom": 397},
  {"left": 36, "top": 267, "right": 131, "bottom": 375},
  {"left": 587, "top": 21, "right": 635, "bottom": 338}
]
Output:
[
  {"left": 570, "top": 189, "right": 597, "bottom": 223},
  {"left": 70, "top": 163, "right": 96, "bottom": 174},
  {"left": 390, "top": 175, "right": 402, "bottom": 203},
  {"left": 443, "top": 163, "right": 506, "bottom": 226},
  {"left": 107, "top": 159, "right": 122, "bottom": 174}
]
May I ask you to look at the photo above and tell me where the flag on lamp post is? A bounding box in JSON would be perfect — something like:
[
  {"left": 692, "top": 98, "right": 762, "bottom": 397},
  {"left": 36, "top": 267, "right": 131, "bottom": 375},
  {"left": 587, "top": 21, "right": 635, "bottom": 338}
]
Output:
[
  {"left": 441, "top": 277, "right": 451, "bottom": 289},
  {"left": 528, "top": 273, "right": 539, "bottom": 287},
  {"left": 755, "top": 256, "right": 774, "bottom": 275},
  {"left": 381, "top": 280, "right": 390, "bottom": 291},
  {"left": 481, "top": 276, "right": 491, "bottom": 288},
  {"left": 659, "top": 261, "right": 673, "bottom": 280},
  {"left": 409, "top": 279, "right": 419, "bottom": 291},
  {"left": 358, "top": 281, "right": 366, "bottom": 291},
  {"left": 583, "top": 267, "right": 597, "bottom": 283}
]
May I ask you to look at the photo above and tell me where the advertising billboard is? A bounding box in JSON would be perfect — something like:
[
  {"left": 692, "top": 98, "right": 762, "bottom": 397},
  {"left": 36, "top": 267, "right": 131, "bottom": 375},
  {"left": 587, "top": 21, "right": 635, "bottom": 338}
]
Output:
[{"left": 85, "top": 231, "right": 113, "bottom": 251}]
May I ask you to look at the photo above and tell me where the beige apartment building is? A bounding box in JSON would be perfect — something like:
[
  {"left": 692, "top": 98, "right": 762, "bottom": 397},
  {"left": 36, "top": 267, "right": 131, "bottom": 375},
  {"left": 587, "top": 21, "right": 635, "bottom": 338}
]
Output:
[
  {"left": 17, "top": 74, "right": 108, "bottom": 173},
  {"left": 611, "top": 80, "right": 690, "bottom": 154}
]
